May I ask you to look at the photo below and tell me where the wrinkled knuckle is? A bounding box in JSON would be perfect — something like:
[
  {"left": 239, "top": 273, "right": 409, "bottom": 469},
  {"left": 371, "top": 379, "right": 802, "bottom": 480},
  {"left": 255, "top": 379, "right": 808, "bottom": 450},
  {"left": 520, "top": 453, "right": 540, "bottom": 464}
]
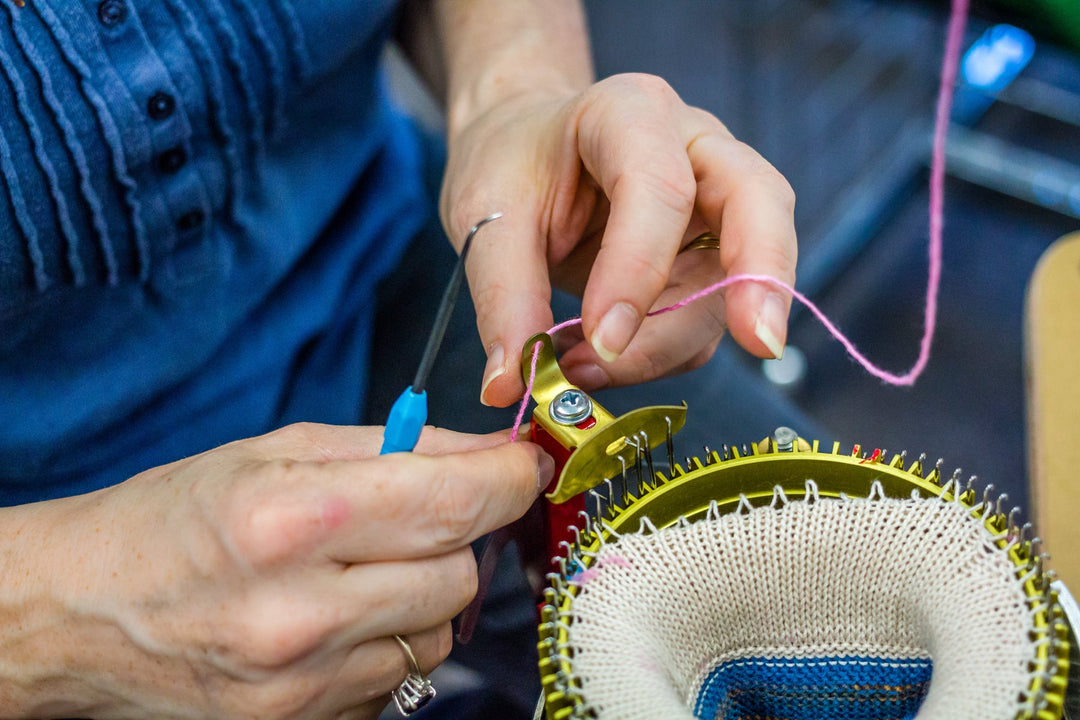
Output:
[
  {"left": 767, "top": 171, "right": 797, "bottom": 211},
  {"left": 471, "top": 280, "right": 510, "bottom": 314},
  {"left": 223, "top": 504, "right": 270, "bottom": 568},
  {"left": 275, "top": 421, "right": 318, "bottom": 444},
  {"left": 445, "top": 194, "right": 492, "bottom": 245},
  {"left": 225, "top": 464, "right": 304, "bottom": 567},
  {"left": 742, "top": 151, "right": 795, "bottom": 210},
  {"left": 616, "top": 251, "right": 669, "bottom": 296},
  {"left": 689, "top": 106, "right": 732, "bottom": 136},
  {"left": 643, "top": 346, "right": 676, "bottom": 381},
  {"left": 216, "top": 617, "right": 305, "bottom": 675},
  {"left": 450, "top": 549, "right": 480, "bottom": 606},
  {"left": 251, "top": 612, "right": 322, "bottom": 669},
  {"left": 668, "top": 173, "right": 699, "bottom": 212},
  {"left": 623, "top": 344, "right": 673, "bottom": 384},
  {"left": 199, "top": 602, "right": 332, "bottom": 717},
  {"left": 252, "top": 455, "right": 304, "bottom": 487},
  {"left": 427, "top": 475, "right": 481, "bottom": 548},
  {"left": 622, "top": 72, "right": 679, "bottom": 103},
  {"left": 646, "top": 162, "right": 697, "bottom": 200},
  {"left": 760, "top": 240, "right": 798, "bottom": 282},
  {"left": 445, "top": 203, "right": 472, "bottom": 241},
  {"left": 255, "top": 423, "right": 321, "bottom": 462},
  {"left": 633, "top": 168, "right": 697, "bottom": 220},
  {"left": 231, "top": 633, "right": 286, "bottom": 672}
]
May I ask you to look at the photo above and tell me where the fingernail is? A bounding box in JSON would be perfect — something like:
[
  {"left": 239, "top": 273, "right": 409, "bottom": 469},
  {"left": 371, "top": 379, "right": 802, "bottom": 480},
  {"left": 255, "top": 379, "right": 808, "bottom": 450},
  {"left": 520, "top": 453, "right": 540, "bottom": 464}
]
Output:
[
  {"left": 591, "top": 302, "right": 639, "bottom": 363},
  {"left": 537, "top": 451, "right": 555, "bottom": 492},
  {"left": 563, "top": 363, "right": 610, "bottom": 391},
  {"left": 754, "top": 292, "right": 788, "bottom": 360},
  {"left": 479, "top": 343, "right": 505, "bottom": 407}
]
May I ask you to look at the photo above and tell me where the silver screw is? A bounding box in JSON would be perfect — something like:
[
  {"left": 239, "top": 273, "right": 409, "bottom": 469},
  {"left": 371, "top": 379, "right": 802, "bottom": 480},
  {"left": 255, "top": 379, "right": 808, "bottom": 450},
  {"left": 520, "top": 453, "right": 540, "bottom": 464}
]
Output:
[
  {"left": 772, "top": 426, "right": 798, "bottom": 452},
  {"left": 550, "top": 389, "right": 592, "bottom": 425}
]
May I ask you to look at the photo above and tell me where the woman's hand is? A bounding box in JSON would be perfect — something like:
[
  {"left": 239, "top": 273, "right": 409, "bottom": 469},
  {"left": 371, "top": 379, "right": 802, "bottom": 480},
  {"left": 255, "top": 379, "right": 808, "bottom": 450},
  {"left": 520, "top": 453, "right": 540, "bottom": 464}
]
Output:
[
  {"left": 425, "top": 0, "right": 797, "bottom": 408},
  {"left": 443, "top": 73, "right": 797, "bottom": 408},
  {"left": 0, "top": 424, "right": 552, "bottom": 719}
]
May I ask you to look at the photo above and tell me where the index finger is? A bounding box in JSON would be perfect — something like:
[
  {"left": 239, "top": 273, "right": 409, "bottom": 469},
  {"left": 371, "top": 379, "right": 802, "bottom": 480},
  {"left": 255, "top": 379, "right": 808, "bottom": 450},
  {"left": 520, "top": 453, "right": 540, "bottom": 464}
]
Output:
[
  {"left": 321, "top": 440, "right": 553, "bottom": 564},
  {"left": 457, "top": 207, "right": 556, "bottom": 409}
]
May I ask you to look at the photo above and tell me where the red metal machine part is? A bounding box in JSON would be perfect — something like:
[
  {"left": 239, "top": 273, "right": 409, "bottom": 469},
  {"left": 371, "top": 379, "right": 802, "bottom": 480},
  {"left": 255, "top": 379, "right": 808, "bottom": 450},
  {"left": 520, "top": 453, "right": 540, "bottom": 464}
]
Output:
[
  {"left": 529, "top": 418, "right": 589, "bottom": 588},
  {"left": 454, "top": 333, "right": 685, "bottom": 642},
  {"left": 516, "top": 333, "right": 685, "bottom": 598}
]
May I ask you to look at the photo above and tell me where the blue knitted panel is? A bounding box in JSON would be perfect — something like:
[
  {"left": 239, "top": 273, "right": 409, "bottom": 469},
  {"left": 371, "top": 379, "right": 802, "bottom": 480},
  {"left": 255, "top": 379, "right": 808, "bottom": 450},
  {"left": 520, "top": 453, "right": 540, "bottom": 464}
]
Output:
[{"left": 693, "top": 655, "right": 933, "bottom": 720}]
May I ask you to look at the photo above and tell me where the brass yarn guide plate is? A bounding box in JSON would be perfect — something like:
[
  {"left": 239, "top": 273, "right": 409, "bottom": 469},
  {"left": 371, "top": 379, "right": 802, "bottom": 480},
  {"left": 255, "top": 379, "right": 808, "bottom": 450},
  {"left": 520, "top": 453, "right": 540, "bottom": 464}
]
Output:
[{"left": 521, "top": 332, "right": 686, "bottom": 504}]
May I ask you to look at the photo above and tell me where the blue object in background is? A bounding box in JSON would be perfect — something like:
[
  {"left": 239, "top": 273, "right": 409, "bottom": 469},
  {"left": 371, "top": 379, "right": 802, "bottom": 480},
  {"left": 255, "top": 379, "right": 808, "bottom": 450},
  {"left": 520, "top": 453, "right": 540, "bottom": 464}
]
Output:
[{"left": 953, "top": 24, "right": 1036, "bottom": 124}]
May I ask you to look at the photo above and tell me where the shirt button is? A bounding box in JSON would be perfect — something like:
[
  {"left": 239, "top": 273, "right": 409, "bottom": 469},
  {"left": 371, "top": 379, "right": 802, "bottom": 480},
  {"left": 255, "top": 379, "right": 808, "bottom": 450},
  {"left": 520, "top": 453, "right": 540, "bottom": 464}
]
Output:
[
  {"left": 147, "top": 92, "right": 176, "bottom": 121},
  {"left": 176, "top": 209, "right": 206, "bottom": 232},
  {"left": 156, "top": 146, "right": 187, "bottom": 175},
  {"left": 97, "top": 0, "right": 128, "bottom": 27}
]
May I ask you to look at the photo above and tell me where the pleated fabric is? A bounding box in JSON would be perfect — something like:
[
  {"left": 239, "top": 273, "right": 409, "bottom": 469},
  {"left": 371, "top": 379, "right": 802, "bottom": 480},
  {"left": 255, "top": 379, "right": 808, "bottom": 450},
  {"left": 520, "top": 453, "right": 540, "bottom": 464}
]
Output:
[{"left": 0, "top": 0, "right": 430, "bottom": 503}]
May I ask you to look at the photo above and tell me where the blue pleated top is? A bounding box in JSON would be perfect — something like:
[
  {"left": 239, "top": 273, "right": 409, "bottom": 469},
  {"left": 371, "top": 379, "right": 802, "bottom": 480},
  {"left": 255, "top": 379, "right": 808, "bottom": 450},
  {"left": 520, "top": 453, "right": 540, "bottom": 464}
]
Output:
[{"left": 0, "top": 0, "right": 428, "bottom": 504}]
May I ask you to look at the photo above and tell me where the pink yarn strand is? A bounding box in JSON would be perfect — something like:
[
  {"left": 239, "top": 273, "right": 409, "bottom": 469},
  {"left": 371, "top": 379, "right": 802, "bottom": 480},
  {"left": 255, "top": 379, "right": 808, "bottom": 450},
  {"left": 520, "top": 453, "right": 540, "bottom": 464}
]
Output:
[
  {"left": 510, "top": 341, "right": 543, "bottom": 441},
  {"left": 509, "top": 0, "right": 968, "bottom": 442},
  {"left": 548, "top": 317, "right": 584, "bottom": 335},
  {"left": 919, "top": 0, "right": 970, "bottom": 378}
]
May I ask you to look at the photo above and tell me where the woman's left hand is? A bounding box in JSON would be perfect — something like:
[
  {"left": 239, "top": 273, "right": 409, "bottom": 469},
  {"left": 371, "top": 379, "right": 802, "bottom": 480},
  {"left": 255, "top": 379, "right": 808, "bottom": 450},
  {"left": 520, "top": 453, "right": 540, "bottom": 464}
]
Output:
[{"left": 440, "top": 72, "right": 798, "bottom": 408}]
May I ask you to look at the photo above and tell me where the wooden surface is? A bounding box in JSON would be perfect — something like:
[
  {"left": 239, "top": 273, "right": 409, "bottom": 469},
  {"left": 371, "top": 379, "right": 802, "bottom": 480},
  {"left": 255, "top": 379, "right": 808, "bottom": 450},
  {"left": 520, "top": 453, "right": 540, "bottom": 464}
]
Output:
[{"left": 1027, "top": 231, "right": 1080, "bottom": 587}]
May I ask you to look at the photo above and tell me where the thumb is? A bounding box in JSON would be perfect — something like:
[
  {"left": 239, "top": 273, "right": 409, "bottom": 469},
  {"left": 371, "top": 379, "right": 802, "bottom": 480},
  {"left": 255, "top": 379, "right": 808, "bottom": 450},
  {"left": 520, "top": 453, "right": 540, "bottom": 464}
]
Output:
[{"left": 463, "top": 212, "right": 554, "bottom": 408}]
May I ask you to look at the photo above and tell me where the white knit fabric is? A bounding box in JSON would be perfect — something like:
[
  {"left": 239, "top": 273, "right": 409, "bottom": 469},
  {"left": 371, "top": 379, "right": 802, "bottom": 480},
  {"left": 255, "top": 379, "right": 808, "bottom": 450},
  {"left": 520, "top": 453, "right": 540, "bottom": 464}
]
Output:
[{"left": 566, "top": 491, "right": 1036, "bottom": 719}]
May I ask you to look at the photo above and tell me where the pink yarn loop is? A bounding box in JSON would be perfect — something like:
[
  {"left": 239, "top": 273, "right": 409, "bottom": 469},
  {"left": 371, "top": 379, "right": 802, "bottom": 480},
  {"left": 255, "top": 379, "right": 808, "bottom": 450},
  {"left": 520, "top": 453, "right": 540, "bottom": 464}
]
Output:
[{"left": 509, "top": 0, "right": 968, "bottom": 443}]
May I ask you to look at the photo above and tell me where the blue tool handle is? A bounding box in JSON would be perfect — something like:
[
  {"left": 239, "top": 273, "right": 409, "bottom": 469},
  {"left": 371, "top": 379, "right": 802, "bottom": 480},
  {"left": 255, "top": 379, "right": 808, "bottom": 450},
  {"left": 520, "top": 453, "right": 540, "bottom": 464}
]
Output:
[{"left": 380, "top": 386, "right": 428, "bottom": 454}]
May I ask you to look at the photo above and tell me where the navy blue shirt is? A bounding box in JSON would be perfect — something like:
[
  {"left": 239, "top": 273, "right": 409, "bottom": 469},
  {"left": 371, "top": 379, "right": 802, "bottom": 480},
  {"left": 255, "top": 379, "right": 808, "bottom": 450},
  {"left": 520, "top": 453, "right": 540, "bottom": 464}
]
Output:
[{"left": 0, "top": 0, "right": 428, "bottom": 503}]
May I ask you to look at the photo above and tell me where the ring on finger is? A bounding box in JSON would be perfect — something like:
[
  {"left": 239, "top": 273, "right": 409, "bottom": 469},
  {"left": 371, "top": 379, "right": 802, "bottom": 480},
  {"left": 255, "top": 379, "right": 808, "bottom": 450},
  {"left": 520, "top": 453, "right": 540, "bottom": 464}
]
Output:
[
  {"left": 679, "top": 232, "right": 721, "bottom": 253},
  {"left": 391, "top": 634, "right": 436, "bottom": 716}
]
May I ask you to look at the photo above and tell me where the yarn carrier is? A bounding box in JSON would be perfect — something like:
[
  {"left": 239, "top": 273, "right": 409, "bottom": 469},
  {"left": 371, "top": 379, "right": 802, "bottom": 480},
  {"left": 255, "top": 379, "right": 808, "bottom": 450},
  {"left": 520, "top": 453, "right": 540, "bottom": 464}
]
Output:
[{"left": 518, "top": 333, "right": 1077, "bottom": 720}]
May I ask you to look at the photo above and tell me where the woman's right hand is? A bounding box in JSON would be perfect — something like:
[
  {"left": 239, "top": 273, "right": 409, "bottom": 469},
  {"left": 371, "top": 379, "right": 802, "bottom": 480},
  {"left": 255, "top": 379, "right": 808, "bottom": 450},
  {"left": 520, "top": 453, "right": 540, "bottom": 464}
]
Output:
[{"left": 0, "top": 423, "right": 552, "bottom": 720}]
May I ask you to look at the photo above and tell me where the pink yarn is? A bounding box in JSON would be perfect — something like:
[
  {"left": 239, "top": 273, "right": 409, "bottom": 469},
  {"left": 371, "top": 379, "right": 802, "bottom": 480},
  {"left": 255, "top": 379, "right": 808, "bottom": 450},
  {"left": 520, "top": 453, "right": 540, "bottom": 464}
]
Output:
[
  {"left": 510, "top": 0, "right": 968, "bottom": 443},
  {"left": 512, "top": 340, "right": 543, "bottom": 441},
  {"left": 568, "top": 567, "right": 602, "bottom": 587}
]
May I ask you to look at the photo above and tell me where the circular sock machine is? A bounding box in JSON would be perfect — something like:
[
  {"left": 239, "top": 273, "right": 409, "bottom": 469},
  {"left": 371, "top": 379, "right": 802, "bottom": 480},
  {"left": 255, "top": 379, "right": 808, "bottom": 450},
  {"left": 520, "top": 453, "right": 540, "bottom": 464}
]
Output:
[{"left": 511, "top": 334, "right": 1078, "bottom": 720}]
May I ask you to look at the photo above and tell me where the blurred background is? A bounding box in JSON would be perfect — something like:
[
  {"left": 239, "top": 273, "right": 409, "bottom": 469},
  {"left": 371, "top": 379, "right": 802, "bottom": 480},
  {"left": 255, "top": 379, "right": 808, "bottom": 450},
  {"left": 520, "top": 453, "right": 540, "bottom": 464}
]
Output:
[
  {"left": 381, "top": 0, "right": 1080, "bottom": 523},
  {"left": 580, "top": 0, "right": 1080, "bottom": 512}
]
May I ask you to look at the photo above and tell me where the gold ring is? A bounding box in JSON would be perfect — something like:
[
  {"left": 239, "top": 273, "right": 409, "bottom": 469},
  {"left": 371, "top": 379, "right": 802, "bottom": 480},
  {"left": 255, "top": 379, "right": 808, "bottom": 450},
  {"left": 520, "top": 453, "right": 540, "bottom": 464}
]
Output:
[
  {"left": 679, "top": 232, "right": 721, "bottom": 253},
  {"left": 391, "top": 634, "right": 436, "bottom": 715}
]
